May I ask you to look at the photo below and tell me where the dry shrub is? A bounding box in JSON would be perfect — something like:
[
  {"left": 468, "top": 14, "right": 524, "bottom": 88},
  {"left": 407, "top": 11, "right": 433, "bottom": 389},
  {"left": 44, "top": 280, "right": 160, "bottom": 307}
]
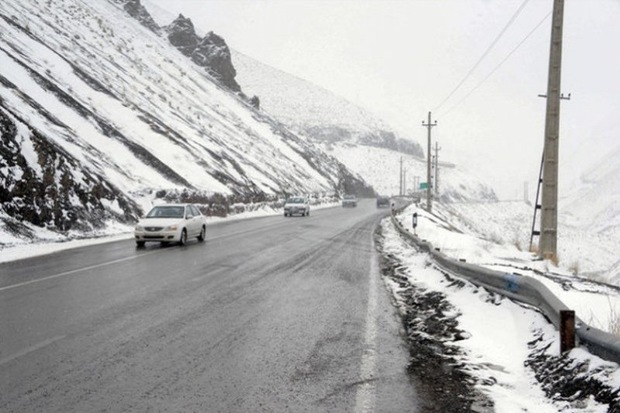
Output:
[
  {"left": 569, "top": 260, "right": 580, "bottom": 276},
  {"left": 512, "top": 231, "right": 523, "bottom": 251},
  {"left": 609, "top": 312, "right": 620, "bottom": 337},
  {"left": 488, "top": 232, "right": 503, "bottom": 245}
]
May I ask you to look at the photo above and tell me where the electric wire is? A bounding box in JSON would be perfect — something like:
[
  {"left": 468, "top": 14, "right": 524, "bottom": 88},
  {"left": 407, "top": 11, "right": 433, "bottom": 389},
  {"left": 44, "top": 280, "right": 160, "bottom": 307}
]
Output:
[
  {"left": 433, "top": 0, "right": 531, "bottom": 113},
  {"left": 439, "top": 10, "right": 552, "bottom": 119}
]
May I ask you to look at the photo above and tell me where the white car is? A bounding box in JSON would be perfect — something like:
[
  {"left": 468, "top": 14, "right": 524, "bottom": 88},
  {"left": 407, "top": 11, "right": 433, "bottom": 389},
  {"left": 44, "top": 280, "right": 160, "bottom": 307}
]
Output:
[
  {"left": 283, "top": 196, "right": 310, "bottom": 217},
  {"left": 342, "top": 194, "right": 357, "bottom": 207},
  {"left": 134, "top": 204, "right": 207, "bottom": 247}
]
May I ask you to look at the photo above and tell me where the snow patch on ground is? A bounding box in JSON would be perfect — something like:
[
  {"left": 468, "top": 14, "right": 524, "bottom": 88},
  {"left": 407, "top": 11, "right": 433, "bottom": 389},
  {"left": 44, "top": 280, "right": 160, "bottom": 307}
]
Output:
[{"left": 382, "top": 200, "right": 620, "bottom": 411}]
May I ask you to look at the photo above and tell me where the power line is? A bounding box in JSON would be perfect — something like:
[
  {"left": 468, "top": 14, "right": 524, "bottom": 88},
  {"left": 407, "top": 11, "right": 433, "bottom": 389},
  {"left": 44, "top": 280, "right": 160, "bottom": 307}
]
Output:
[
  {"left": 439, "top": 10, "right": 552, "bottom": 119},
  {"left": 433, "top": 0, "right": 531, "bottom": 113}
]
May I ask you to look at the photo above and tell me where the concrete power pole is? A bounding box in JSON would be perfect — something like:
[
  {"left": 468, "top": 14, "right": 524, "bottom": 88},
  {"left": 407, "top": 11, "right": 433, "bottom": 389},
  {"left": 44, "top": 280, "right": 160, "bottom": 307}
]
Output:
[
  {"left": 539, "top": 0, "right": 565, "bottom": 260},
  {"left": 422, "top": 112, "right": 437, "bottom": 212},
  {"left": 399, "top": 156, "right": 403, "bottom": 196},
  {"left": 434, "top": 142, "right": 441, "bottom": 196}
]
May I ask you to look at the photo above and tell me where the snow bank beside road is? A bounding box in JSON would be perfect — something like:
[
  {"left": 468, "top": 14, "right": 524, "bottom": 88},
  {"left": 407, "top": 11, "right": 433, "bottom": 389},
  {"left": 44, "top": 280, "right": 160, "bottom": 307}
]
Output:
[{"left": 384, "top": 201, "right": 620, "bottom": 411}]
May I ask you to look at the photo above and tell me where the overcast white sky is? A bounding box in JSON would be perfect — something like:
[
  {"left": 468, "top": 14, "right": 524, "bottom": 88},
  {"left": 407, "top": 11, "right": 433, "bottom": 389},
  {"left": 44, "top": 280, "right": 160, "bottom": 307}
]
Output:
[{"left": 145, "top": 0, "right": 620, "bottom": 199}]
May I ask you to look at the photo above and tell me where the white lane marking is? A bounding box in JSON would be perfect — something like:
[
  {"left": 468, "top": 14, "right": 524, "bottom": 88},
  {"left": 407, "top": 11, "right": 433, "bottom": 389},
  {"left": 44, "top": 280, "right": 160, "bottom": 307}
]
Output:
[
  {"left": 0, "top": 251, "right": 160, "bottom": 293},
  {"left": 0, "top": 335, "right": 66, "bottom": 366},
  {"left": 355, "top": 232, "right": 379, "bottom": 413}
]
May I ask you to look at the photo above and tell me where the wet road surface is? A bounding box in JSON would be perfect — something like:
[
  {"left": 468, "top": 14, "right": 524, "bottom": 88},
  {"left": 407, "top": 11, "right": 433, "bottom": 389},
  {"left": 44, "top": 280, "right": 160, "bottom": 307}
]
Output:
[{"left": 0, "top": 200, "right": 419, "bottom": 412}]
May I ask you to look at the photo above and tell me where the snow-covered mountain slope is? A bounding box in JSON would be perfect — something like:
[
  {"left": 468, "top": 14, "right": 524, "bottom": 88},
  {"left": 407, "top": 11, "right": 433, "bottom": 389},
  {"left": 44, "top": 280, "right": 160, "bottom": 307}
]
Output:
[
  {"left": 324, "top": 143, "right": 496, "bottom": 202},
  {"left": 232, "top": 49, "right": 424, "bottom": 158},
  {"left": 558, "top": 145, "right": 620, "bottom": 283},
  {"left": 0, "top": 0, "right": 371, "bottom": 241},
  {"left": 561, "top": 145, "right": 620, "bottom": 233}
]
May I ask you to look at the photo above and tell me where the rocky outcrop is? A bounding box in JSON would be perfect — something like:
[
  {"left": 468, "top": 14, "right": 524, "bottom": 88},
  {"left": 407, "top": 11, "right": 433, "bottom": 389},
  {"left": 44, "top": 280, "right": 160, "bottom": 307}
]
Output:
[
  {"left": 166, "top": 15, "right": 241, "bottom": 92},
  {"left": 123, "top": 0, "right": 160, "bottom": 34},
  {"left": 192, "top": 31, "right": 240, "bottom": 92},
  {"left": 166, "top": 14, "right": 198, "bottom": 57},
  {"left": 118, "top": 5, "right": 245, "bottom": 95}
]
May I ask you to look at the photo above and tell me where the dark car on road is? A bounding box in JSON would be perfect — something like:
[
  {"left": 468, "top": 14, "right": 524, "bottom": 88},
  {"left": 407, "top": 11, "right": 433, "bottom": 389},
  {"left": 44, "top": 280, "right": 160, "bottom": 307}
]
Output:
[{"left": 376, "top": 196, "right": 390, "bottom": 208}]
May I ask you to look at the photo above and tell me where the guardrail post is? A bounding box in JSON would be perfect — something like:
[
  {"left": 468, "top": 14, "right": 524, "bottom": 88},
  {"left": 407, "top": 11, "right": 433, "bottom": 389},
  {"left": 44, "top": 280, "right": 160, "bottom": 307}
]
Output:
[{"left": 560, "top": 310, "right": 575, "bottom": 353}]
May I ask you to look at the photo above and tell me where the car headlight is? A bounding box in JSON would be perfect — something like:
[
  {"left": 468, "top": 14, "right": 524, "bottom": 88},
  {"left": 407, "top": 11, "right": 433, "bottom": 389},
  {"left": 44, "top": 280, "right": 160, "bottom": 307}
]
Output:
[
  {"left": 135, "top": 225, "right": 144, "bottom": 231},
  {"left": 165, "top": 225, "right": 178, "bottom": 231}
]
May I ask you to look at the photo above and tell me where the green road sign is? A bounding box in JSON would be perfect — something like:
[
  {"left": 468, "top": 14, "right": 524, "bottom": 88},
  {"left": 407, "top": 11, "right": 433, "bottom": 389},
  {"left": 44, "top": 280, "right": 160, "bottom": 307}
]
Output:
[{"left": 419, "top": 182, "right": 428, "bottom": 190}]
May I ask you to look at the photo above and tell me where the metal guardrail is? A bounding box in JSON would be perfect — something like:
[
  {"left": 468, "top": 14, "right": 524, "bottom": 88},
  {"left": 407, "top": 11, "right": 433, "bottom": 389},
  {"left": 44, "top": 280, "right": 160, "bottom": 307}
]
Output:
[{"left": 390, "top": 212, "right": 620, "bottom": 365}]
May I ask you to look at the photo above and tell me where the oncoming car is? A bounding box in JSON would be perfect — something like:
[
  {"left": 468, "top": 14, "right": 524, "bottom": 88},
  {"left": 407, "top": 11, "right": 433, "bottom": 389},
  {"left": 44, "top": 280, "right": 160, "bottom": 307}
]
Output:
[
  {"left": 134, "top": 204, "right": 207, "bottom": 247},
  {"left": 284, "top": 196, "right": 310, "bottom": 217},
  {"left": 342, "top": 194, "right": 357, "bottom": 208}
]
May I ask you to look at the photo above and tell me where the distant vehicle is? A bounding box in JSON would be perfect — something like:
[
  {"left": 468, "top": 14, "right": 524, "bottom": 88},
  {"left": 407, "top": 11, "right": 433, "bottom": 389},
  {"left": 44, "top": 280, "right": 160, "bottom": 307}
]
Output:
[
  {"left": 134, "top": 204, "right": 207, "bottom": 247},
  {"left": 376, "top": 196, "right": 390, "bottom": 208},
  {"left": 284, "top": 196, "right": 310, "bottom": 217},
  {"left": 342, "top": 194, "right": 357, "bottom": 208}
]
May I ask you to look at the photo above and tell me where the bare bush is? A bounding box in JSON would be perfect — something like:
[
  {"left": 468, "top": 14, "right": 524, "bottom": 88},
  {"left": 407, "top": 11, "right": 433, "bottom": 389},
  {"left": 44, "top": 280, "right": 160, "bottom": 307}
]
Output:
[{"left": 569, "top": 260, "right": 580, "bottom": 276}]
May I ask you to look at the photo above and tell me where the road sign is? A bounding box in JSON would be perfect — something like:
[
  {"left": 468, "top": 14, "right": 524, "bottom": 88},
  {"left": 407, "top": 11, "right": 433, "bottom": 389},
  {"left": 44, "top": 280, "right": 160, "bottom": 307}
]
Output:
[{"left": 419, "top": 182, "right": 428, "bottom": 190}]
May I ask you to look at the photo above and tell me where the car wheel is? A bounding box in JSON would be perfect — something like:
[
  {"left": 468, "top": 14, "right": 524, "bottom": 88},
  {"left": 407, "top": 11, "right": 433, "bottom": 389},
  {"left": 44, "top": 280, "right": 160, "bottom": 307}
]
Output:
[
  {"left": 198, "top": 226, "right": 205, "bottom": 242},
  {"left": 306, "top": 210, "right": 310, "bottom": 216},
  {"left": 136, "top": 241, "right": 145, "bottom": 248},
  {"left": 179, "top": 229, "right": 187, "bottom": 246}
]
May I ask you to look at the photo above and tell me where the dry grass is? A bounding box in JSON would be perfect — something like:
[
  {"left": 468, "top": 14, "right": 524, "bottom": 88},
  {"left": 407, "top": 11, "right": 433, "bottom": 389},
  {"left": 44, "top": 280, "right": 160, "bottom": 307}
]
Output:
[
  {"left": 550, "top": 253, "right": 560, "bottom": 267},
  {"left": 586, "top": 298, "right": 620, "bottom": 337},
  {"left": 607, "top": 298, "right": 620, "bottom": 337},
  {"left": 512, "top": 231, "right": 523, "bottom": 251}
]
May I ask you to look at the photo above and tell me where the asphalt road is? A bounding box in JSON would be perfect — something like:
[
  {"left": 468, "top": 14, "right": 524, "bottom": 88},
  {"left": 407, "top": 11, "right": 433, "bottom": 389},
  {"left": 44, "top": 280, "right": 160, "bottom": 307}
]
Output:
[{"left": 0, "top": 200, "right": 419, "bottom": 412}]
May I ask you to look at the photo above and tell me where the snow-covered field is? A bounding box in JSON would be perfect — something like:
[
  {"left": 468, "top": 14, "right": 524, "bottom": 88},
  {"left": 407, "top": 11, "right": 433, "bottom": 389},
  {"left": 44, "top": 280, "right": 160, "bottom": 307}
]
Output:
[{"left": 383, "top": 201, "right": 620, "bottom": 411}]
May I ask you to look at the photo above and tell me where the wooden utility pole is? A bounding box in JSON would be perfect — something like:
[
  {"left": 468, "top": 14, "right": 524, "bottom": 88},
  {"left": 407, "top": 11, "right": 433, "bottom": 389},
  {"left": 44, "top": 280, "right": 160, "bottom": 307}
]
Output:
[
  {"left": 422, "top": 112, "right": 437, "bottom": 212},
  {"left": 539, "top": 0, "right": 565, "bottom": 260}
]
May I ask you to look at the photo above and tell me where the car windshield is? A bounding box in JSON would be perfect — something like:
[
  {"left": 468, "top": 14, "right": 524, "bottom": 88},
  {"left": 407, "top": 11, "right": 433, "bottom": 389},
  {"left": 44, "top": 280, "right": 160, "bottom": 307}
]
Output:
[
  {"left": 286, "top": 197, "right": 304, "bottom": 204},
  {"left": 146, "top": 206, "right": 185, "bottom": 218}
]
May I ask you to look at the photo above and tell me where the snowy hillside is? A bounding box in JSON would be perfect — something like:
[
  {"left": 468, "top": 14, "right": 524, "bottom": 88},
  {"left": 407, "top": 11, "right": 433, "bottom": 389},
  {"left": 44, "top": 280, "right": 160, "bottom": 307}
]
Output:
[
  {"left": 229, "top": 49, "right": 496, "bottom": 202},
  {"left": 558, "top": 146, "right": 620, "bottom": 284},
  {"left": 325, "top": 143, "right": 497, "bottom": 202},
  {"left": 0, "top": 0, "right": 372, "bottom": 243},
  {"left": 231, "top": 50, "right": 424, "bottom": 158}
]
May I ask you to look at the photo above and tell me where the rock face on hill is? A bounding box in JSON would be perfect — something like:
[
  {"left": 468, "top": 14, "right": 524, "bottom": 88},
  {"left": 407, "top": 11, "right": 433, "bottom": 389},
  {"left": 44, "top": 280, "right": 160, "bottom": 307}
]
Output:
[
  {"left": 166, "top": 14, "right": 240, "bottom": 92},
  {"left": 192, "top": 32, "right": 239, "bottom": 92},
  {"left": 165, "top": 13, "right": 198, "bottom": 56},
  {"left": 114, "top": 1, "right": 242, "bottom": 94},
  {"left": 122, "top": 0, "right": 160, "bottom": 33}
]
